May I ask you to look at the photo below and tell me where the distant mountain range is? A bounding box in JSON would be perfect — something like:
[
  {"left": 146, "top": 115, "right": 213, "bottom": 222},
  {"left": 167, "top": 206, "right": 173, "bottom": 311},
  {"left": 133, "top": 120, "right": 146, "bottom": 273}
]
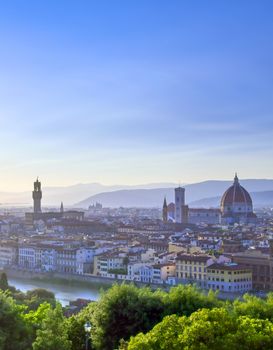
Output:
[
  {"left": 76, "top": 179, "right": 273, "bottom": 208},
  {"left": 0, "top": 182, "right": 177, "bottom": 206},
  {"left": 1, "top": 179, "right": 273, "bottom": 208},
  {"left": 190, "top": 191, "right": 273, "bottom": 208}
]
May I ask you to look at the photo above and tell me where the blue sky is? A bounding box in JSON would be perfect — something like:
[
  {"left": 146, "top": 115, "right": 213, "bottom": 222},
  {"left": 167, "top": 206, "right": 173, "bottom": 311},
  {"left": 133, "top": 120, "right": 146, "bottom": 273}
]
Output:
[{"left": 0, "top": 1, "right": 272, "bottom": 191}]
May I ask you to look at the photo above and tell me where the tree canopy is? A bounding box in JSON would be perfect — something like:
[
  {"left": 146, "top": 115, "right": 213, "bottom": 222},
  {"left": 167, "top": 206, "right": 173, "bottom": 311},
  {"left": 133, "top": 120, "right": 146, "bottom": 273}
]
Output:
[
  {"left": 0, "top": 280, "right": 273, "bottom": 350},
  {"left": 126, "top": 308, "right": 273, "bottom": 350}
]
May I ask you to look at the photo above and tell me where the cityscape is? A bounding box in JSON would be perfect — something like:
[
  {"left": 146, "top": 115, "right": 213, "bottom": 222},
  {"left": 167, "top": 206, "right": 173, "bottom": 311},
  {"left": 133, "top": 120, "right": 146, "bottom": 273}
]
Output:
[
  {"left": 1, "top": 1, "right": 273, "bottom": 349},
  {"left": 1, "top": 174, "right": 273, "bottom": 296}
]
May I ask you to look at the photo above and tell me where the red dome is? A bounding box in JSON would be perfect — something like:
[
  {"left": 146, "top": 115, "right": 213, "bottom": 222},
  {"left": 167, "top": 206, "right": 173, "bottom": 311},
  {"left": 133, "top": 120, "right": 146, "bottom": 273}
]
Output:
[{"left": 221, "top": 175, "right": 252, "bottom": 208}]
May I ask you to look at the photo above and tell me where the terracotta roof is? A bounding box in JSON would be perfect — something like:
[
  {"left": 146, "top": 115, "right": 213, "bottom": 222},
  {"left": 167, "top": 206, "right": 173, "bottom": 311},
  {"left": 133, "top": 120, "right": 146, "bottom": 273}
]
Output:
[
  {"left": 221, "top": 175, "right": 252, "bottom": 207},
  {"left": 207, "top": 263, "right": 251, "bottom": 271},
  {"left": 176, "top": 253, "right": 212, "bottom": 262}
]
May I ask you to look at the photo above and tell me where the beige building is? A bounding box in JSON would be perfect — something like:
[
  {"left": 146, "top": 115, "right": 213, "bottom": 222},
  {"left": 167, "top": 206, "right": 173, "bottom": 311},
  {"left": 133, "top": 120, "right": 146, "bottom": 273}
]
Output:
[
  {"left": 207, "top": 263, "right": 252, "bottom": 292},
  {"left": 152, "top": 263, "right": 176, "bottom": 283},
  {"left": 176, "top": 253, "right": 214, "bottom": 287}
]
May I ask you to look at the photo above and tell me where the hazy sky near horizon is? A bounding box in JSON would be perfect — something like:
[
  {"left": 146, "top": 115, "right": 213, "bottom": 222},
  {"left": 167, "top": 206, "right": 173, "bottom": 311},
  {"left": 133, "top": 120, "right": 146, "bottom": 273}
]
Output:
[{"left": 0, "top": 1, "right": 273, "bottom": 191}]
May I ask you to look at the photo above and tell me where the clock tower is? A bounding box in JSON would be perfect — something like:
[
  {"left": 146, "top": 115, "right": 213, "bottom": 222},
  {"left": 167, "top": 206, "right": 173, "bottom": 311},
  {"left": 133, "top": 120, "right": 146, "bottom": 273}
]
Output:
[{"left": 33, "top": 177, "right": 42, "bottom": 213}]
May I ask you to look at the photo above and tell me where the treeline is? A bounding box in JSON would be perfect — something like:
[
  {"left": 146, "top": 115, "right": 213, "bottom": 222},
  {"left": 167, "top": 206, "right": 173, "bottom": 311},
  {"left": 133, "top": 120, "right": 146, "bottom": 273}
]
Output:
[{"left": 1, "top": 273, "right": 273, "bottom": 349}]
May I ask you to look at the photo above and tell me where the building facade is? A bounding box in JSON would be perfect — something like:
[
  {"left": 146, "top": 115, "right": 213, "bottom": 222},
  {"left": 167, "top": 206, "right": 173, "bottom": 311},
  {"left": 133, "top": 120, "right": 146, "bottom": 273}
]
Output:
[
  {"left": 188, "top": 208, "right": 221, "bottom": 225},
  {"left": 0, "top": 243, "right": 17, "bottom": 267},
  {"left": 175, "top": 253, "right": 214, "bottom": 288},
  {"left": 232, "top": 249, "right": 273, "bottom": 291},
  {"left": 207, "top": 263, "right": 252, "bottom": 292}
]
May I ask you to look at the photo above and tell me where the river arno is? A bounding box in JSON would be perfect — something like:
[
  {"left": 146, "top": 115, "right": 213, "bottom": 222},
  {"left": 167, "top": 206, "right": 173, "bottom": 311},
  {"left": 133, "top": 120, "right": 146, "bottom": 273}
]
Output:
[{"left": 8, "top": 276, "right": 105, "bottom": 306}]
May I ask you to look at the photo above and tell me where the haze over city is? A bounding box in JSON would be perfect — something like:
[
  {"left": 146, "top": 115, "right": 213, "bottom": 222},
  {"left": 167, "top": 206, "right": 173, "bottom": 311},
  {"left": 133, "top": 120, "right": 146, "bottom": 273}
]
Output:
[
  {"left": 1, "top": 2, "right": 273, "bottom": 350},
  {"left": 0, "top": 1, "right": 273, "bottom": 191}
]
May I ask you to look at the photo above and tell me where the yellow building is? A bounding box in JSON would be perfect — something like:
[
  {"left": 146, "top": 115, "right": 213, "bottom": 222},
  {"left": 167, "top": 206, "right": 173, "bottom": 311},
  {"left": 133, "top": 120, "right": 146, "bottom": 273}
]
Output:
[
  {"left": 175, "top": 253, "right": 214, "bottom": 288},
  {"left": 207, "top": 263, "right": 252, "bottom": 292}
]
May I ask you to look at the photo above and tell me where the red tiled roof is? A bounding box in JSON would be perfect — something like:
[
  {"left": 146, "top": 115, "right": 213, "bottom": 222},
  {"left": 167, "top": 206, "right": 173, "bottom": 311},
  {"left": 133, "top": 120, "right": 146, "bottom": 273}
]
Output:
[
  {"left": 221, "top": 177, "right": 252, "bottom": 207},
  {"left": 207, "top": 263, "right": 251, "bottom": 271}
]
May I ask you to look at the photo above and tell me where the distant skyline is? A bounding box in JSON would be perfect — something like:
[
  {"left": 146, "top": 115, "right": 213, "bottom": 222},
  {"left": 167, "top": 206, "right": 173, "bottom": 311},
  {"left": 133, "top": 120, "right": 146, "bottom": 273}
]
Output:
[{"left": 0, "top": 1, "right": 273, "bottom": 191}]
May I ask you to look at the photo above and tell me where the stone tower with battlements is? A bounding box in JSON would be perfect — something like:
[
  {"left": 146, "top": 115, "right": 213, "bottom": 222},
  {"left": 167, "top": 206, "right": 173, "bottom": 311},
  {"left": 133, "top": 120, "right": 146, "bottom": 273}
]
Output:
[{"left": 32, "top": 177, "right": 42, "bottom": 213}]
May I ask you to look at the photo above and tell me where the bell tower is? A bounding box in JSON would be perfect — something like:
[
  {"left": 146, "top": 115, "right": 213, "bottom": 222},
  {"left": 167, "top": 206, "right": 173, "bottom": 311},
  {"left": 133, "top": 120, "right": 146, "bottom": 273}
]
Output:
[
  {"left": 33, "top": 177, "right": 42, "bottom": 213},
  {"left": 162, "top": 197, "right": 168, "bottom": 223}
]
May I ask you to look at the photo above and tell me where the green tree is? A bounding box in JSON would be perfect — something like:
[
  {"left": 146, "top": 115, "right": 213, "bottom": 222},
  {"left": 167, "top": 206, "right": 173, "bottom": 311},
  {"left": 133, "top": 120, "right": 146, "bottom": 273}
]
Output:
[
  {"left": 67, "top": 301, "right": 97, "bottom": 350},
  {"left": 25, "top": 288, "right": 56, "bottom": 311},
  {"left": 163, "top": 284, "right": 220, "bottom": 317},
  {"left": 0, "top": 291, "right": 32, "bottom": 350},
  {"left": 0, "top": 272, "right": 9, "bottom": 291},
  {"left": 232, "top": 293, "right": 273, "bottom": 321},
  {"left": 32, "top": 303, "right": 72, "bottom": 350},
  {"left": 23, "top": 302, "right": 52, "bottom": 345},
  {"left": 90, "top": 283, "right": 165, "bottom": 350},
  {"left": 127, "top": 308, "right": 273, "bottom": 350}
]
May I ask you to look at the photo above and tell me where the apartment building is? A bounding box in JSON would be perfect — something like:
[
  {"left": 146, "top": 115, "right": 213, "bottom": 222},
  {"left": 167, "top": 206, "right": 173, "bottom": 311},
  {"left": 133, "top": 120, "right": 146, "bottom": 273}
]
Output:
[
  {"left": 176, "top": 253, "right": 214, "bottom": 287},
  {"left": 207, "top": 263, "right": 252, "bottom": 292},
  {"left": 0, "top": 242, "right": 17, "bottom": 267}
]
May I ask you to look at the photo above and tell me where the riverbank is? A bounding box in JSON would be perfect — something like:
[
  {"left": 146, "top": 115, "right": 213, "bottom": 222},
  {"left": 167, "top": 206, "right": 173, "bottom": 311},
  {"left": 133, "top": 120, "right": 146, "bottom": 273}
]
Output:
[
  {"left": 2, "top": 267, "right": 246, "bottom": 302},
  {"left": 3, "top": 267, "right": 166, "bottom": 291}
]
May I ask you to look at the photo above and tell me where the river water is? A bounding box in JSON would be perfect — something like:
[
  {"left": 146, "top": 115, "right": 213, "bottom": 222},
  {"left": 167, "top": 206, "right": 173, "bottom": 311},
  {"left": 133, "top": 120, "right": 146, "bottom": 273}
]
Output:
[{"left": 8, "top": 276, "right": 104, "bottom": 306}]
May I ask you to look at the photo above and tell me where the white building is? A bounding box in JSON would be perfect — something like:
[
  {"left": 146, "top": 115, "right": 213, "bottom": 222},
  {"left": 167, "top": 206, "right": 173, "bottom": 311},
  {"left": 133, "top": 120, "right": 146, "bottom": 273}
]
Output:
[
  {"left": 76, "top": 248, "right": 95, "bottom": 274},
  {"left": 56, "top": 248, "right": 77, "bottom": 274},
  {"left": 18, "top": 245, "right": 36, "bottom": 269},
  {"left": 188, "top": 208, "right": 221, "bottom": 225},
  {"left": 35, "top": 246, "right": 57, "bottom": 272},
  {"left": 0, "top": 243, "right": 17, "bottom": 267},
  {"left": 93, "top": 251, "right": 127, "bottom": 276}
]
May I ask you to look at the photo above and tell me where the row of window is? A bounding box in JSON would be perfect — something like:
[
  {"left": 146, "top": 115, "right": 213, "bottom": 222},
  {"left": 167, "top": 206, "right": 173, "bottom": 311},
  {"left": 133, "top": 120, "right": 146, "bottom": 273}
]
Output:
[
  {"left": 208, "top": 270, "right": 250, "bottom": 275},
  {"left": 208, "top": 283, "right": 252, "bottom": 291},
  {"left": 208, "top": 277, "right": 252, "bottom": 282},
  {"left": 178, "top": 273, "right": 203, "bottom": 280},
  {"left": 177, "top": 261, "right": 205, "bottom": 265},
  {"left": 178, "top": 266, "right": 204, "bottom": 272}
]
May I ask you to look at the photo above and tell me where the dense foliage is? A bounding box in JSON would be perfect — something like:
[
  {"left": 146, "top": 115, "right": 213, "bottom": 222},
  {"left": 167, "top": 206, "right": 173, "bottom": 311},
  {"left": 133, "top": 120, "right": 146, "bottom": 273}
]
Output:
[
  {"left": 2, "top": 274, "right": 273, "bottom": 350},
  {"left": 0, "top": 292, "right": 31, "bottom": 350},
  {"left": 126, "top": 308, "right": 273, "bottom": 350}
]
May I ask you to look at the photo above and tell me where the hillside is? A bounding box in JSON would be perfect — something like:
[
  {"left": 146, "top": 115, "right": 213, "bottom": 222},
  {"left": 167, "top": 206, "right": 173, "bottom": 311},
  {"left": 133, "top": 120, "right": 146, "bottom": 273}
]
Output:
[
  {"left": 0, "top": 182, "right": 176, "bottom": 206},
  {"left": 76, "top": 179, "right": 273, "bottom": 208},
  {"left": 189, "top": 190, "right": 273, "bottom": 208}
]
